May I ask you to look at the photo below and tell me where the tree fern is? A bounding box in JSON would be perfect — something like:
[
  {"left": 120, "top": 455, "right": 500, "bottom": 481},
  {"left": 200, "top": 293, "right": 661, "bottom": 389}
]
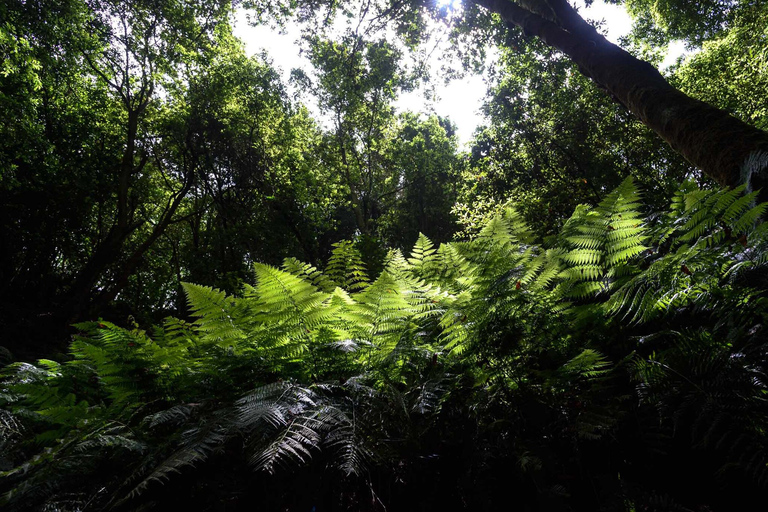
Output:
[
  {"left": 407, "top": 233, "right": 439, "bottom": 281},
  {"left": 4, "top": 179, "right": 768, "bottom": 511},
  {"left": 326, "top": 240, "right": 370, "bottom": 291},
  {"left": 557, "top": 177, "right": 647, "bottom": 300},
  {"left": 182, "top": 283, "right": 245, "bottom": 347}
]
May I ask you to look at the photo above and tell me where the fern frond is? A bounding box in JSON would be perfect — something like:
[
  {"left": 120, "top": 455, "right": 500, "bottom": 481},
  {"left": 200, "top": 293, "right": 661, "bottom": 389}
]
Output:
[
  {"left": 282, "top": 257, "right": 336, "bottom": 292},
  {"left": 326, "top": 240, "right": 370, "bottom": 290},
  {"left": 124, "top": 419, "right": 230, "bottom": 500},
  {"left": 182, "top": 283, "right": 245, "bottom": 346}
]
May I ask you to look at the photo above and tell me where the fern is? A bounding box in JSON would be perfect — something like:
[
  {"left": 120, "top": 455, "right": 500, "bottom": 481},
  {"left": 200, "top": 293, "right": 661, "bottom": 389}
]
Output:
[
  {"left": 326, "top": 240, "right": 370, "bottom": 291},
  {"left": 557, "top": 177, "right": 646, "bottom": 300},
  {"left": 407, "top": 233, "right": 439, "bottom": 280},
  {"left": 282, "top": 257, "right": 337, "bottom": 292},
  {"left": 182, "top": 283, "right": 245, "bottom": 346},
  {"left": 347, "top": 272, "right": 414, "bottom": 365},
  {"left": 4, "top": 179, "right": 768, "bottom": 510}
]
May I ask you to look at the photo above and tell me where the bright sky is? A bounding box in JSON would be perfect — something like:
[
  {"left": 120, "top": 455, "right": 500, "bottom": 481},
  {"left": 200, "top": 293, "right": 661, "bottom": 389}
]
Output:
[{"left": 232, "top": 1, "right": 685, "bottom": 146}]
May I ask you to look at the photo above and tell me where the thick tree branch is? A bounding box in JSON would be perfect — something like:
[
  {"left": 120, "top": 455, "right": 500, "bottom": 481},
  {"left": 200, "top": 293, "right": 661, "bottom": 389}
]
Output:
[{"left": 471, "top": 0, "right": 768, "bottom": 201}]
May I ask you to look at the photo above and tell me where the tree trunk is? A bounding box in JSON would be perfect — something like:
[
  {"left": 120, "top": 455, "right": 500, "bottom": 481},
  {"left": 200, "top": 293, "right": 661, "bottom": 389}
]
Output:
[
  {"left": 64, "top": 228, "right": 129, "bottom": 321},
  {"left": 473, "top": 0, "right": 768, "bottom": 200}
]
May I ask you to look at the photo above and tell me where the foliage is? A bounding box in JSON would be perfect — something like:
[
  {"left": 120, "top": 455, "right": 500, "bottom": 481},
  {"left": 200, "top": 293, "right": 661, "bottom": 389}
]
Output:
[
  {"left": 302, "top": 32, "right": 460, "bottom": 246},
  {"left": 0, "top": 0, "right": 239, "bottom": 355},
  {"left": 455, "top": 28, "right": 693, "bottom": 237},
  {"left": 619, "top": 0, "right": 744, "bottom": 45},
  {"left": 4, "top": 0, "right": 767, "bottom": 364},
  {"left": 671, "top": 3, "right": 768, "bottom": 132},
  {"left": 0, "top": 6, "right": 463, "bottom": 358},
  {"left": 3, "top": 179, "right": 768, "bottom": 510},
  {"left": 3, "top": 2, "right": 768, "bottom": 507}
]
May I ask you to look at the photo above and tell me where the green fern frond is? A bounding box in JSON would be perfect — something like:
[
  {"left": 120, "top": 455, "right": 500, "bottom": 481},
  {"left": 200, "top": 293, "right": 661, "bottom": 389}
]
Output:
[
  {"left": 282, "top": 257, "right": 337, "bottom": 292},
  {"left": 559, "top": 349, "right": 611, "bottom": 379},
  {"left": 347, "top": 272, "right": 414, "bottom": 363},
  {"left": 555, "top": 178, "right": 646, "bottom": 299},
  {"left": 408, "top": 233, "right": 439, "bottom": 279},
  {"left": 326, "top": 240, "right": 370, "bottom": 290},
  {"left": 124, "top": 419, "right": 230, "bottom": 500},
  {"left": 182, "top": 283, "right": 245, "bottom": 346}
]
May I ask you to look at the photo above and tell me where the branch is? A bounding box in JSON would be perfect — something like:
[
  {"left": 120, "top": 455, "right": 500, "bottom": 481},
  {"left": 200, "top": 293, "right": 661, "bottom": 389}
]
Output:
[
  {"left": 83, "top": 52, "right": 126, "bottom": 103},
  {"left": 471, "top": 0, "right": 585, "bottom": 56},
  {"left": 544, "top": 0, "right": 606, "bottom": 44}
]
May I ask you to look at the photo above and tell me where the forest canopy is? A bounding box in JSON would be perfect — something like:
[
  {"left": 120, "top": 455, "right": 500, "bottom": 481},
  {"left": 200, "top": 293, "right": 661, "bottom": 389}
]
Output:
[{"left": 2, "top": 0, "right": 768, "bottom": 510}]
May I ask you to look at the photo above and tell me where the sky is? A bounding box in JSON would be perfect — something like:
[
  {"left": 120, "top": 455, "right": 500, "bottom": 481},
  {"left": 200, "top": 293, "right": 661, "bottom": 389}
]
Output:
[{"left": 232, "top": 1, "right": 686, "bottom": 146}]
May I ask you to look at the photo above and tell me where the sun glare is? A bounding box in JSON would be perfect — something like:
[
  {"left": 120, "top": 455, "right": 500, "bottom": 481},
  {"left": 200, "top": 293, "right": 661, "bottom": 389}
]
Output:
[{"left": 436, "top": 0, "right": 463, "bottom": 10}]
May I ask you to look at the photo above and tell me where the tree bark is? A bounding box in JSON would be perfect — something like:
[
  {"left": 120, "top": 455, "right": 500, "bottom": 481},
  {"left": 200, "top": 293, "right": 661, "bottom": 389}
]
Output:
[{"left": 473, "top": 0, "right": 768, "bottom": 201}]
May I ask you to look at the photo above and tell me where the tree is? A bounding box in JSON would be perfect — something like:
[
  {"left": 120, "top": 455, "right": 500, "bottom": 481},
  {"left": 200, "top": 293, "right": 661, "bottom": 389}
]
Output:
[
  {"left": 250, "top": 0, "right": 768, "bottom": 199},
  {"left": 306, "top": 34, "right": 411, "bottom": 236},
  {"left": 301, "top": 33, "right": 460, "bottom": 252},
  {"left": 475, "top": 0, "right": 768, "bottom": 197},
  {"left": 60, "top": 0, "right": 231, "bottom": 319},
  {"left": 378, "top": 113, "right": 461, "bottom": 247},
  {"left": 104, "top": 35, "right": 332, "bottom": 315},
  {"left": 0, "top": 0, "right": 248, "bottom": 356},
  {"left": 619, "top": 0, "right": 744, "bottom": 44},
  {"left": 455, "top": 26, "right": 693, "bottom": 236},
  {"left": 172, "top": 37, "right": 335, "bottom": 293},
  {"left": 1, "top": 0, "right": 121, "bottom": 354},
  {"left": 670, "top": 3, "right": 768, "bottom": 132}
]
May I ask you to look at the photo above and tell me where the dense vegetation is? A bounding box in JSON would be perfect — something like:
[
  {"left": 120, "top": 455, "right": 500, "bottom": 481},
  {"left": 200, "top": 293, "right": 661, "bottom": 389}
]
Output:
[
  {"left": 4, "top": 180, "right": 768, "bottom": 511},
  {"left": 2, "top": 0, "right": 768, "bottom": 510}
]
